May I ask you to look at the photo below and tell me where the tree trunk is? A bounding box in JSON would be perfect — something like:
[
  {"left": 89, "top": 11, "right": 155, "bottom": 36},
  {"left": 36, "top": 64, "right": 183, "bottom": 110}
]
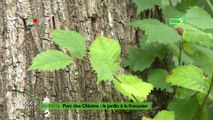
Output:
[{"left": 0, "top": 0, "right": 140, "bottom": 119}]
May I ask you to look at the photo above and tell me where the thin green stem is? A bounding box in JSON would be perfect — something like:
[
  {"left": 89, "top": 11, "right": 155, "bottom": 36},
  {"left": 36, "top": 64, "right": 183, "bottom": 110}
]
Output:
[
  {"left": 206, "top": 0, "right": 213, "bottom": 12},
  {"left": 172, "top": 40, "right": 183, "bottom": 98}
]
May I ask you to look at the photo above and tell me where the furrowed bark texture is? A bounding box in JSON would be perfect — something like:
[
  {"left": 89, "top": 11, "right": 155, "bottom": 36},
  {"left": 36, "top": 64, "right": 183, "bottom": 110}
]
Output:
[{"left": 0, "top": 0, "right": 141, "bottom": 120}]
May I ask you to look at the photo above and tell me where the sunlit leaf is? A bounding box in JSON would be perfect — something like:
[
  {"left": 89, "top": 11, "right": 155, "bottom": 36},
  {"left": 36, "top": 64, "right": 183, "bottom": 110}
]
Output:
[
  {"left": 28, "top": 50, "right": 73, "bottom": 71},
  {"left": 90, "top": 36, "right": 121, "bottom": 83},
  {"left": 51, "top": 30, "right": 86, "bottom": 59},
  {"left": 113, "top": 75, "right": 154, "bottom": 102}
]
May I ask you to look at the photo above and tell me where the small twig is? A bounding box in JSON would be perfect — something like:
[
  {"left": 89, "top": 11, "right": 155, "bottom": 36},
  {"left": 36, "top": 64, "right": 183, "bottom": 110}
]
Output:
[{"left": 52, "top": 16, "right": 56, "bottom": 29}]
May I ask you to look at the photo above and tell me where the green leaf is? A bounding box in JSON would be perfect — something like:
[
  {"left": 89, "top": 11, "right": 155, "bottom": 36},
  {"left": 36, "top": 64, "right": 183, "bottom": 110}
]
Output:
[
  {"left": 204, "top": 29, "right": 213, "bottom": 36},
  {"left": 181, "top": 50, "right": 194, "bottom": 64},
  {"left": 168, "top": 97, "right": 199, "bottom": 120},
  {"left": 193, "top": 45, "right": 213, "bottom": 60},
  {"left": 143, "top": 117, "right": 152, "bottom": 120},
  {"left": 147, "top": 69, "right": 173, "bottom": 92},
  {"left": 183, "top": 42, "right": 197, "bottom": 54},
  {"left": 174, "top": 88, "right": 197, "bottom": 99},
  {"left": 163, "top": 6, "right": 185, "bottom": 25},
  {"left": 198, "top": 39, "right": 213, "bottom": 48},
  {"left": 51, "top": 30, "right": 86, "bottom": 59},
  {"left": 143, "top": 110, "right": 175, "bottom": 120},
  {"left": 175, "top": 24, "right": 213, "bottom": 42},
  {"left": 165, "top": 65, "right": 209, "bottom": 93},
  {"left": 198, "top": 106, "right": 208, "bottom": 120},
  {"left": 140, "top": 36, "right": 168, "bottom": 59},
  {"left": 175, "top": 0, "right": 200, "bottom": 12},
  {"left": 123, "top": 48, "right": 156, "bottom": 72},
  {"left": 90, "top": 36, "right": 121, "bottom": 83},
  {"left": 113, "top": 75, "right": 154, "bottom": 102},
  {"left": 190, "top": 54, "right": 213, "bottom": 78},
  {"left": 28, "top": 50, "right": 73, "bottom": 71},
  {"left": 124, "top": 36, "right": 167, "bottom": 71},
  {"left": 170, "top": 50, "right": 194, "bottom": 67},
  {"left": 184, "top": 6, "right": 213, "bottom": 30},
  {"left": 128, "top": 19, "right": 181, "bottom": 44},
  {"left": 183, "top": 43, "right": 213, "bottom": 77},
  {"left": 131, "top": 0, "right": 161, "bottom": 15},
  {"left": 207, "top": 104, "right": 213, "bottom": 120},
  {"left": 154, "top": 110, "right": 175, "bottom": 120},
  {"left": 124, "top": 36, "right": 167, "bottom": 72}
]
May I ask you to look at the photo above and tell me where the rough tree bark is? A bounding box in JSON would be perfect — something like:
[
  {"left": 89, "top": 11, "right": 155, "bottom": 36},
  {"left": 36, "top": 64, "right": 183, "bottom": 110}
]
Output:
[{"left": 0, "top": 0, "right": 141, "bottom": 120}]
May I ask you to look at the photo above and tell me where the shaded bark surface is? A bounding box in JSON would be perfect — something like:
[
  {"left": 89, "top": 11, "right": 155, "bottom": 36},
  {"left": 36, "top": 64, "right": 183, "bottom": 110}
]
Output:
[{"left": 0, "top": 0, "right": 142, "bottom": 120}]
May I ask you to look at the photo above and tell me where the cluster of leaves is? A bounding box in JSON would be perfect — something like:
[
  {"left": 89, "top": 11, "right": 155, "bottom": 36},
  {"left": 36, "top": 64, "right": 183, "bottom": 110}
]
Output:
[
  {"left": 28, "top": 29, "right": 154, "bottom": 103},
  {"left": 28, "top": 0, "right": 213, "bottom": 119},
  {"left": 125, "top": 0, "right": 213, "bottom": 119}
]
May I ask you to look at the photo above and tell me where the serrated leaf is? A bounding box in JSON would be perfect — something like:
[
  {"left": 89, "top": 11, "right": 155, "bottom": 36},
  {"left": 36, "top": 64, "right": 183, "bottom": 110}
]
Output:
[
  {"left": 168, "top": 97, "right": 199, "bottom": 120},
  {"left": 28, "top": 50, "right": 73, "bottom": 71},
  {"left": 124, "top": 36, "right": 167, "bottom": 72},
  {"left": 51, "top": 30, "right": 86, "bottom": 59},
  {"left": 166, "top": 65, "right": 209, "bottom": 93},
  {"left": 128, "top": 19, "right": 181, "bottom": 44},
  {"left": 113, "top": 75, "right": 154, "bottom": 102},
  {"left": 175, "top": 0, "right": 200, "bottom": 12},
  {"left": 185, "top": 6, "right": 213, "bottom": 30},
  {"left": 148, "top": 69, "right": 173, "bottom": 92},
  {"left": 140, "top": 36, "right": 168, "bottom": 59},
  {"left": 123, "top": 48, "right": 156, "bottom": 72},
  {"left": 143, "top": 110, "right": 175, "bottom": 120},
  {"left": 176, "top": 24, "right": 213, "bottom": 42},
  {"left": 132, "top": 0, "right": 161, "bottom": 15},
  {"left": 90, "top": 36, "right": 121, "bottom": 83},
  {"left": 163, "top": 6, "right": 185, "bottom": 25}
]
